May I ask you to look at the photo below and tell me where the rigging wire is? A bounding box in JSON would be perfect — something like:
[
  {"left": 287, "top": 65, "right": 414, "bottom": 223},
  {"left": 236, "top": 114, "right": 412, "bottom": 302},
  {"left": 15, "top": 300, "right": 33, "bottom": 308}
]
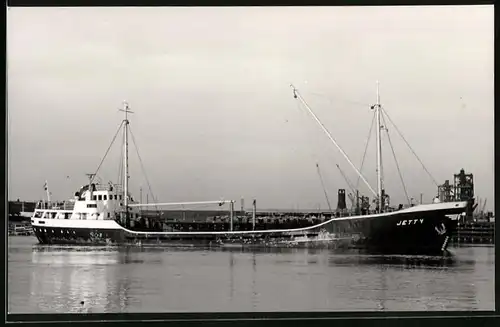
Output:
[
  {"left": 355, "top": 110, "right": 376, "bottom": 191},
  {"left": 294, "top": 100, "right": 321, "bottom": 163},
  {"left": 315, "top": 163, "right": 333, "bottom": 213},
  {"left": 117, "top": 124, "right": 125, "bottom": 188},
  {"left": 381, "top": 112, "right": 411, "bottom": 205},
  {"left": 293, "top": 98, "right": 330, "bottom": 207},
  {"left": 120, "top": 124, "right": 127, "bottom": 187},
  {"left": 296, "top": 99, "right": 352, "bottom": 211},
  {"left": 335, "top": 164, "right": 357, "bottom": 208},
  {"left": 90, "top": 121, "right": 125, "bottom": 186},
  {"left": 336, "top": 164, "right": 356, "bottom": 195},
  {"left": 310, "top": 89, "right": 378, "bottom": 189},
  {"left": 300, "top": 89, "right": 438, "bottom": 203},
  {"left": 128, "top": 125, "right": 159, "bottom": 212},
  {"left": 291, "top": 85, "right": 377, "bottom": 198},
  {"left": 381, "top": 107, "right": 439, "bottom": 187},
  {"left": 303, "top": 91, "right": 375, "bottom": 206}
]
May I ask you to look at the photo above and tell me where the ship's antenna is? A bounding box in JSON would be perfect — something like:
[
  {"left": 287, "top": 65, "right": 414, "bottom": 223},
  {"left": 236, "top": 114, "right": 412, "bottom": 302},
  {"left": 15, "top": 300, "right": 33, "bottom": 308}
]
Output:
[
  {"left": 290, "top": 84, "right": 377, "bottom": 198},
  {"left": 119, "top": 101, "right": 134, "bottom": 223}
]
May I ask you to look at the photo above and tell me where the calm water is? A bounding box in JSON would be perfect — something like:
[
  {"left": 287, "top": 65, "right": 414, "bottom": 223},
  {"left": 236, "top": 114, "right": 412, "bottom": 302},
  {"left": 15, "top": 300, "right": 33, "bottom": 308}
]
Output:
[{"left": 8, "top": 236, "right": 495, "bottom": 313}]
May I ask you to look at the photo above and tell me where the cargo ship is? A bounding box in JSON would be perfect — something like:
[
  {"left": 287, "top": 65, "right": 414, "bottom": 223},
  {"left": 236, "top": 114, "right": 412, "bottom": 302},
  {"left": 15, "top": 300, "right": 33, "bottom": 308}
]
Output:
[{"left": 30, "top": 87, "right": 469, "bottom": 254}]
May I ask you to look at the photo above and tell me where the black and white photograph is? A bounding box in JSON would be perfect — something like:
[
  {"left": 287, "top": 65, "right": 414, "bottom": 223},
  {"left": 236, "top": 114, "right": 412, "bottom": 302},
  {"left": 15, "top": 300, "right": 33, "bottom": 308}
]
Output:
[{"left": 7, "top": 5, "right": 494, "bottom": 314}]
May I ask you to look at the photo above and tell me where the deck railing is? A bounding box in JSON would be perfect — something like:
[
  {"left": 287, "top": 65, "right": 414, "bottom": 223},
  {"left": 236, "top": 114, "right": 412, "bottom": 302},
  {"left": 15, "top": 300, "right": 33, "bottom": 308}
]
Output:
[
  {"left": 36, "top": 201, "right": 75, "bottom": 210},
  {"left": 89, "top": 183, "right": 123, "bottom": 192}
]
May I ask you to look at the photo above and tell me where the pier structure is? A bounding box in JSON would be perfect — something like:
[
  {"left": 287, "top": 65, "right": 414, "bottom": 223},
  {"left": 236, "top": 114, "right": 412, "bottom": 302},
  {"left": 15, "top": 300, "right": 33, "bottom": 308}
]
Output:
[
  {"left": 454, "top": 168, "right": 474, "bottom": 201},
  {"left": 451, "top": 220, "right": 495, "bottom": 246},
  {"left": 437, "top": 168, "right": 476, "bottom": 221},
  {"left": 438, "top": 180, "right": 454, "bottom": 203},
  {"left": 8, "top": 200, "right": 37, "bottom": 220},
  {"left": 454, "top": 168, "right": 475, "bottom": 219}
]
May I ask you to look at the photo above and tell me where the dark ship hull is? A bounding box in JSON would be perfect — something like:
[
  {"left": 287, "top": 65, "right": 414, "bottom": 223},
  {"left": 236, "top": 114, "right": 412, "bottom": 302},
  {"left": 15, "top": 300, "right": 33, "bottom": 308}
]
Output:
[{"left": 31, "top": 202, "right": 465, "bottom": 255}]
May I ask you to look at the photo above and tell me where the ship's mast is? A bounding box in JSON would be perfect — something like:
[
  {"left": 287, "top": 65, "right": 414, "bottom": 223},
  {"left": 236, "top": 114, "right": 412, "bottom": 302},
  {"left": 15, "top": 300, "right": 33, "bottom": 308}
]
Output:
[
  {"left": 374, "top": 81, "right": 383, "bottom": 213},
  {"left": 120, "top": 101, "right": 133, "bottom": 220}
]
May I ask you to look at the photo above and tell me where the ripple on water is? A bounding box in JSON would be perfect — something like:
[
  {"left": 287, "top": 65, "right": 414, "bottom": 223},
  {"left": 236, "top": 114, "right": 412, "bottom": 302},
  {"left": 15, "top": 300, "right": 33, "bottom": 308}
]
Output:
[{"left": 7, "top": 237, "right": 495, "bottom": 313}]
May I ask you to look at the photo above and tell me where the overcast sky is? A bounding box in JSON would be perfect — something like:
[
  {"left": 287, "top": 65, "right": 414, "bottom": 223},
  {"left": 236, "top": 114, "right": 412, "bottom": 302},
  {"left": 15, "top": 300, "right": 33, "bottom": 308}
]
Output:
[{"left": 7, "top": 6, "right": 494, "bottom": 211}]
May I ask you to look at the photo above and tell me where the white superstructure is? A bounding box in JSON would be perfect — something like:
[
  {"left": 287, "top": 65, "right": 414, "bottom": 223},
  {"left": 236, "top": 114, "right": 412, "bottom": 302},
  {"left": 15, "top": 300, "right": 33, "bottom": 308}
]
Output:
[{"left": 32, "top": 183, "right": 141, "bottom": 224}]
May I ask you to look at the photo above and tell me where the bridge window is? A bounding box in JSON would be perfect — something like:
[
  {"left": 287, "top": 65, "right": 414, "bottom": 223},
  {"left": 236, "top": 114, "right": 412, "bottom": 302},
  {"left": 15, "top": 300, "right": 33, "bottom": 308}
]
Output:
[
  {"left": 104, "top": 195, "right": 107, "bottom": 201},
  {"left": 119, "top": 195, "right": 123, "bottom": 200},
  {"left": 98, "top": 195, "right": 102, "bottom": 201},
  {"left": 92, "top": 195, "right": 97, "bottom": 201}
]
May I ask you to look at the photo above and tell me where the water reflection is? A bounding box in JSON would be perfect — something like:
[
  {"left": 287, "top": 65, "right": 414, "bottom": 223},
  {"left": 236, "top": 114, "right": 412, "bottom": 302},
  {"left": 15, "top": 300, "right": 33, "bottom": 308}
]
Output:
[
  {"left": 251, "top": 252, "right": 258, "bottom": 311},
  {"left": 229, "top": 251, "right": 234, "bottom": 300},
  {"left": 29, "top": 245, "right": 154, "bottom": 313},
  {"left": 377, "top": 265, "right": 387, "bottom": 311},
  {"left": 7, "top": 239, "right": 494, "bottom": 313},
  {"left": 105, "top": 249, "right": 132, "bottom": 312},
  {"left": 327, "top": 254, "right": 464, "bottom": 269}
]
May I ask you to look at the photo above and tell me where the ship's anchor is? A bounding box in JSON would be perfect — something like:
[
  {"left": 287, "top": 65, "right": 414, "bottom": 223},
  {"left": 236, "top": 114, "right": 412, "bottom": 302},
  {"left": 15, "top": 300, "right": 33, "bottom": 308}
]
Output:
[{"left": 435, "top": 223, "right": 446, "bottom": 235}]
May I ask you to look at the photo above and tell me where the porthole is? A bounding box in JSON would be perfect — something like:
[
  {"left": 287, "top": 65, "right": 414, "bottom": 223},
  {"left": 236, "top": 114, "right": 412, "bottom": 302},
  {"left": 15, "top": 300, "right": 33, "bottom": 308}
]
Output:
[{"left": 44, "top": 229, "right": 47, "bottom": 232}]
